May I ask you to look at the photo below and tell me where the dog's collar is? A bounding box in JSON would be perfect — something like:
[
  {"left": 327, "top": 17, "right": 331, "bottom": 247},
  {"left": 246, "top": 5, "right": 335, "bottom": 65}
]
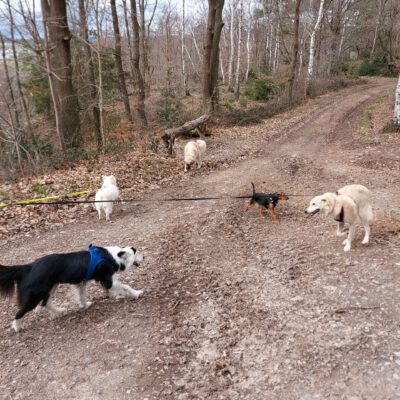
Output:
[
  {"left": 335, "top": 207, "right": 345, "bottom": 223},
  {"left": 85, "top": 246, "right": 103, "bottom": 280}
]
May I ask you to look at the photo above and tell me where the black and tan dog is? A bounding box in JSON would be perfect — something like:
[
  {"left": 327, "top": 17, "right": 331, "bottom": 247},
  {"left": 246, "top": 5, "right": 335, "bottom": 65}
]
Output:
[{"left": 245, "top": 182, "right": 289, "bottom": 224}]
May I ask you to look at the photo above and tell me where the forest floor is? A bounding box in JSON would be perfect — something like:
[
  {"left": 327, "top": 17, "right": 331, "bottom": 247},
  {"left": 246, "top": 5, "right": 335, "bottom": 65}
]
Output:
[{"left": 1, "top": 77, "right": 400, "bottom": 400}]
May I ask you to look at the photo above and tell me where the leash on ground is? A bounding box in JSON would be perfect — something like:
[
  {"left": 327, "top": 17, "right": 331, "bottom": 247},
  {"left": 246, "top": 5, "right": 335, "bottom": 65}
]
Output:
[{"left": 0, "top": 193, "right": 313, "bottom": 208}]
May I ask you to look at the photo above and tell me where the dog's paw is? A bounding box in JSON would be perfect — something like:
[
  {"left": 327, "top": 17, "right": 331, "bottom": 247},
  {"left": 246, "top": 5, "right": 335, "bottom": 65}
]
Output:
[
  {"left": 343, "top": 242, "right": 351, "bottom": 252},
  {"left": 131, "top": 289, "right": 143, "bottom": 299},
  {"left": 12, "top": 320, "right": 21, "bottom": 333},
  {"left": 81, "top": 301, "right": 92, "bottom": 309},
  {"left": 48, "top": 306, "right": 66, "bottom": 317},
  {"left": 361, "top": 237, "right": 369, "bottom": 245},
  {"left": 336, "top": 231, "right": 346, "bottom": 237}
]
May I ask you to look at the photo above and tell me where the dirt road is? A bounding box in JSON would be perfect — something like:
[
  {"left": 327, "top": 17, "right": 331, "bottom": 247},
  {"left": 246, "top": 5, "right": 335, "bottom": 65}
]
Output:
[{"left": 1, "top": 79, "right": 400, "bottom": 400}]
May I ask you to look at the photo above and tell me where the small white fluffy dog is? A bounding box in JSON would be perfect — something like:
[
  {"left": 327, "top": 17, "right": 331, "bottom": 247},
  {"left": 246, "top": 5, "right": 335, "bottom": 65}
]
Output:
[
  {"left": 184, "top": 139, "right": 207, "bottom": 172},
  {"left": 95, "top": 175, "right": 120, "bottom": 221},
  {"left": 306, "top": 184, "right": 373, "bottom": 252}
]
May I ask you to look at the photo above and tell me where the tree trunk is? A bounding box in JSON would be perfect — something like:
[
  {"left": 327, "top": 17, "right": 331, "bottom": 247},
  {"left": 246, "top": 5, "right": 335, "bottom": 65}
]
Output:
[
  {"left": 139, "top": 0, "right": 147, "bottom": 89},
  {"left": 41, "top": 0, "right": 82, "bottom": 150},
  {"left": 161, "top": 114, "right": 210, "bottom": 155},
  {"left": 40, "top": 3, "right": 64, "bottom": 151},
  {"left": 234, "top": 0, "right": 243, "bottom": 99},
  {"left": 288, "top": 0, "right": 302, "bottom": 106},
  {"left": 306, "top": 0, "right": 325, "bottom": 84},
  {"left": 5, "top": 0, "right": 37, "bottom": 153},
  {"left": 395, "top": 74, "right": 400, "bottom": 124},
  {"left": 94, "top": 0, "right": 105, "bottom": 146},
  {"left": 130, "top": 0, "right": 147, "bottom": 126},
  {"left": 181, "top": 0, "right": 189, "bottom": 96},
  {"left": 110, "top": 0, "right": 133, "bottom": 122},
  {"left": 202, "top": 0, "right": 225, "bottom": 110},
  {"left": 227, "top": 0, "right": 235, "bottom": 92},
  {"left": 78, "top": 0, "right": 102, "bottom": 149},
  {"left": 245, "top": 14, "right": 252, "bottom": 81}
]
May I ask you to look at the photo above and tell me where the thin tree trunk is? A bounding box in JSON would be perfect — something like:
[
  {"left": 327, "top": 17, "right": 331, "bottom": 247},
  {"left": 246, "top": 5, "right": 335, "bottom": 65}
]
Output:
[
  {"left": 130, "top": 0, "right": 147, "bottom": 126},
  {"left": 139, "top": 0, "right": 148, "bottom": 91},
  {"left": 235, "top": 0, "right": 243, "bottom": 99},
  {"left": 122, "top": 0, "right": 136, "bottom": 88},
  {"left": 288, "top": 0, "right": 302, "bottom": 106},
  {"left": 227, "top": 0, "right": 235, "bottom": 92},
  {"left": 245, "top": 24, "right": 251, "bottom": 80},
  {"left": 0, "top": 31, "right": 22, "bottom": 169},
  {"left": 0, "top": 33, "right": 20, "bottom": 133},
  {"left": 395, "top": 73, "right": 400, "bottom": 124},
  {"left": 202, "top": 0, "right": 225, "bottom": 110},
  {"left": 78, "top": 0, "right": 102, "bottom": 149},
  {"left": 40, "top": 5, "right": 64, "bottom": 151},
  {"left": 5, "top": 0, "right": 36, "bottom": 153},
  {"left": 191, "top": 28, "right": 202, "bottom": 60},
  {"left": 94, "top": 0, "right": 105, "bottom": 146},
  {"left": 110, "top": 0, "right": 133, "bottom": 122},
  {"left": 41, "top": 0, "right": 81, "bottom": 150},
  {"left": 306, "top": 0, "right": 325, "bottom": 83},
  {"left": 371, "top": 0, "right": 384, "bottom": 56},
  {"left": 181, "top": 0, "right": 189, "bottom": 96}
]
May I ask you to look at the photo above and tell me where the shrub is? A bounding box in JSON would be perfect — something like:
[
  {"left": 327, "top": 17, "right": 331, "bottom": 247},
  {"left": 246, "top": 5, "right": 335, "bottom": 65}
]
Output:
[
  {"left": 156, "top": 87, "right": 182, "bottom": 124},
  {"left": 244, "top": 77, "right": 279, "bottom": 101},
  {"left": 358, "top": 54, "right": 393, "bottom": 77},
  {"left": 381, "top": 121, "right": 400, "bottom": 134}
]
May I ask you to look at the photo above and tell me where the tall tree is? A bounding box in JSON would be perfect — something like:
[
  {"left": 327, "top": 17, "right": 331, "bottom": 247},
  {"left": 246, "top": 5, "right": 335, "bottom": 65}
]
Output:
[
  {"left": 307, "top": 0, "right": 325, "bottom": 85},
  {"left": 181, "top": 0, "right": 189, "bottom": 96},
  {"left": 288, "top": 0, "right": 302, "bottom": 105},
  {"left": 130, "top": 0, "right": 147, "bottom": 126},
  {"left": 41, "top": 0, "right": 82, "bottom": 150},
  {"left": 202, "top": 0, "right": 225, "bottom": 110},
  {"left": 395, "top": 73, "right": 400, "bottom": 125},
  {"left": 110, "top": 0, "right": 133, "bottom": 122},
  {"left": 78, "top": 0, "right": 102, "bottom": 148},
  {"left": 227, "top": 0, "right": 235, "bottom": 92}
]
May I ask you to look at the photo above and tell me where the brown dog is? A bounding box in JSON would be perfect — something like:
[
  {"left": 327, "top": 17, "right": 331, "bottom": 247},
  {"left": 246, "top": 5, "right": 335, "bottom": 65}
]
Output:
[{"left": 245, "top": 183, "right": 289, "bottom": 224}]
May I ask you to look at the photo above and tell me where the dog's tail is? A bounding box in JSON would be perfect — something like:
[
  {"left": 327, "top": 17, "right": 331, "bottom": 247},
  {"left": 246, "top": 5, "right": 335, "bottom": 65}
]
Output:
[
  {"left": 0, "top": 264, "right": 31, "bottom": 297},
  {"left": 251, "top": 182, "right": 256, "bottom": 195}
]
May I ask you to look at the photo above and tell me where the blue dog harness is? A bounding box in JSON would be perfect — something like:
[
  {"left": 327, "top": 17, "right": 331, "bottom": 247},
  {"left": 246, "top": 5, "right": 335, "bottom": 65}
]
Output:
[{"left": 85, "top": 246, "right": 104, "bottom": 281}]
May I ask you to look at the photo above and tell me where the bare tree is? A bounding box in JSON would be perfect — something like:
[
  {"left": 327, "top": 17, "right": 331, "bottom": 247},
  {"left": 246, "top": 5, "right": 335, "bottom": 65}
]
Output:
[
  {"left": 181, "top": 0, "right": 189, "bottom": 96},
  {"left": 395, "top": 73, "right": 400, "bottom": 124},
  {"left": 130, "top": 0, "right": 147, "bottom": 126},
  {"left": 307, "top": 0, "right": 325, "bottom": 84},
  {"left": 288, "top": 0, "right": 302, "bottom": 105},
  {"left": 202, "top": 0, "right": 225, "bottom": 110},
  {"left": 227, "top": 0, "right": 235, "bottom": 92},
  {"left": 78, "top": 0, "right": 102, "bottom": 148},
  {"left": 41, "top": 0, "right": 82, "bottom": 149},
  {"left": 234, "top": 0, "right": 243, "bottom": 99},
  {"left": 110, "top": 0, "right": 133, "bottom": 122}
]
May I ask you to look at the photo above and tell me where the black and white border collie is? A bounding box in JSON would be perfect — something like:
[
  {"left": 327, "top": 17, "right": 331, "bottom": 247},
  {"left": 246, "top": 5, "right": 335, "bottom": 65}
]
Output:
[{"left": 0, "top": 245, "right": 143, "bottom": 332}]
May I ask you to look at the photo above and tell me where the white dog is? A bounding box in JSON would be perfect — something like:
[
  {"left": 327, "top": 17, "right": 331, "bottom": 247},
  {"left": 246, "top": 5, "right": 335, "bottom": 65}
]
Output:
[
  {"left": 95, "top": 175, "right": 120, "bottom": 221},
  {"left": 184, "top": 139, "right": 207, "bottom": 172},
  {"left": 306, "top": 184, "right": 373, "bottom": 252}
]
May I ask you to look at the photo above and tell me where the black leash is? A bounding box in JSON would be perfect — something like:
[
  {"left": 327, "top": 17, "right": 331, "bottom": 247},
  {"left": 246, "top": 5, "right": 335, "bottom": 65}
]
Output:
[{"left": 1, "top": 193, "right": 313, "bottom": 207}]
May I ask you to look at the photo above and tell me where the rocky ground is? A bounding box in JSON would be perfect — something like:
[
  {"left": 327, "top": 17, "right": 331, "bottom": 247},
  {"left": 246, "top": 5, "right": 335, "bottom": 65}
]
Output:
[{"left": 0, "top": 77, "right": 400, "bottom": 400}]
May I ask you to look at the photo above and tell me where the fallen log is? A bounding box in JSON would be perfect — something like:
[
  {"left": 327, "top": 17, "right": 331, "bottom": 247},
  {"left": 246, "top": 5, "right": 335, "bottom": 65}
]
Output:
[{"left": 159, "top": 113, "right": 210, "bottom": 155}]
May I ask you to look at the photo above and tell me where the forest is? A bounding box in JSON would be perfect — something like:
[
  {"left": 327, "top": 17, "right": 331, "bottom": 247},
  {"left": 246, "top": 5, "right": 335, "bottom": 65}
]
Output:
[{"left": 0, "top": 0, "right": 399, "bottom": 178}]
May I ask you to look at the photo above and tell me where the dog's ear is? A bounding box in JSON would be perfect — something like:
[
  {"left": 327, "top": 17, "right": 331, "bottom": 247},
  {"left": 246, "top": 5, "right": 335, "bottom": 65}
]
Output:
[
  {"left": 89, "top": 243, "right": 93, "bottom": 248},
  {"left": 130, "top": 247, "right": 137, "bottom": 254},
  {"left": 117, "top": 251, "right": 126, "bottom": 258}
]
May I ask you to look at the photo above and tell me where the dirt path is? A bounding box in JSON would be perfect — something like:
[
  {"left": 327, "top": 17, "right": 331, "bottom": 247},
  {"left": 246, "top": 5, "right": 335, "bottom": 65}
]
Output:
[{"left": 1, "top": 79, "right": 400, "bottom": 400}]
